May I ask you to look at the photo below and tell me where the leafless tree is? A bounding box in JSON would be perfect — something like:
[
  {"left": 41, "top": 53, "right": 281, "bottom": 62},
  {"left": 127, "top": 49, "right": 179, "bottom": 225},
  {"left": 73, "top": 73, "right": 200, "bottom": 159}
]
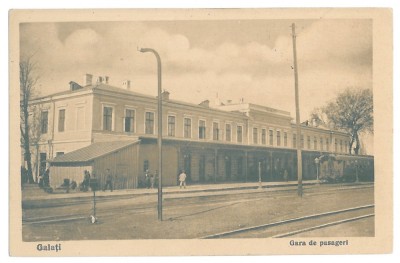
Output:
[
  {"left": 20, "top": 56, "right": 40, "bottom": 183},
  {"left": 309, "top": 107, "right": 330, "bottom": 128},
  {"left": 310, "top": 88, "right": 373, "bottom": 155}
]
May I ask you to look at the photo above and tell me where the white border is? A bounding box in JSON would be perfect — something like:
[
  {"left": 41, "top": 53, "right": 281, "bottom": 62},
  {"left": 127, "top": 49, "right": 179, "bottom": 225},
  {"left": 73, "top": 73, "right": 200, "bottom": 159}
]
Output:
[{"left": 3, "top": 1, "right": 399, "bottom": 263}]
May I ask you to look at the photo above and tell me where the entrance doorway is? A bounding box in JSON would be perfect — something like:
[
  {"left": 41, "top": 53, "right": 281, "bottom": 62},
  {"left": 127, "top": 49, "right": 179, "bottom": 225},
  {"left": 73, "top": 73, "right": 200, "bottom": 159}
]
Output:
[
  {"left": 199, "top": 155, "right": 206, "bottom": 182},
  {"left": 39, "top": 153, "right": 47, "bottom": 175},
  {"left": 225, "top": 156, "right": 231, "bottom": 180},
  {"left": 183, "top": 154, "right": 191, "bottom": 183}
]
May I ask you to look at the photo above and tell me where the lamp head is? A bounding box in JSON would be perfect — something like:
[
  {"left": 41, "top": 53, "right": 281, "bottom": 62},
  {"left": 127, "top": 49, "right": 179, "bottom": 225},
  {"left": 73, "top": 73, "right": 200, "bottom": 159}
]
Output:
[{"left": 139, "top": 47, "right": 151, "bottom": 53}]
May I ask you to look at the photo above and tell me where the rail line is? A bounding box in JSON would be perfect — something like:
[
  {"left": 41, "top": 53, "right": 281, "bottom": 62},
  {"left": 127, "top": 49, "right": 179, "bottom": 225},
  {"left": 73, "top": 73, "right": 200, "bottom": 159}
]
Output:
[
  {"left": 271, "top": 213, "right": 374, "bottom": 238},
  {"left": 23, "top": 182, "right": 373, "bottom": 209},
  {"left": 200, "top": 204, "right": 374, "bottom": 239},
  {"left": 22, "top": 199, "right": 244, "bottom": 225},
  {"left": 23, "top": 184, "right": 373, "bottom": 225}
]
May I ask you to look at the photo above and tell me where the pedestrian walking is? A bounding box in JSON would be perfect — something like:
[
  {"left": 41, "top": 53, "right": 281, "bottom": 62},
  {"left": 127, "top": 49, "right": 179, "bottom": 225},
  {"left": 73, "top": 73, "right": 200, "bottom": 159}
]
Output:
[
  {"left": 38, "top": 174, "right": 43, "bottom": 188},
  {"left": 43, "top": 168, "right": 50, "bottom": 187},
  {"left": 179, "top": 170, "right": 187, "bottom": 189},
  {"left": 283, "top": 169, "right": 289, "bottom": 182},
  {"left": 81, "top": 170, "right": 90, "bottom": 191},
  {"left": 145, "top": 169, "right": 151, "bottom": 189},
  {"left": 103, "top": 169, "right": 113, "bottom": 192},
  {"left": 150, "top": 174, "right": 155, "bottom": 189}
]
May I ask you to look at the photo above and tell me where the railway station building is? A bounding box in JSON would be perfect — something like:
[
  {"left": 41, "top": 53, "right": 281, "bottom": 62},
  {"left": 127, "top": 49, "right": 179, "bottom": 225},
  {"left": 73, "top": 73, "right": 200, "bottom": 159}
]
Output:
[{"left": 25, "top": 74, "right": 362, "bottom": 189}]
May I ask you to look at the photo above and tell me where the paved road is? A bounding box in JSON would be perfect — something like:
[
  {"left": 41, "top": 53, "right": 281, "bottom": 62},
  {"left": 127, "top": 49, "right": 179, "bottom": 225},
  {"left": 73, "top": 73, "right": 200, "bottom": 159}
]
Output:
[{"left": 22, "top": 184, "right": 374, "bottom": 241}]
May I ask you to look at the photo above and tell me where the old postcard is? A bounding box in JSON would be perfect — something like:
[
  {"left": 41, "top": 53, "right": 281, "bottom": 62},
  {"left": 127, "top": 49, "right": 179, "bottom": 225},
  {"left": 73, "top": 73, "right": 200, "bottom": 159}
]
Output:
[{"left": 9, "top": 8, "right": 392, "bottom": 256}]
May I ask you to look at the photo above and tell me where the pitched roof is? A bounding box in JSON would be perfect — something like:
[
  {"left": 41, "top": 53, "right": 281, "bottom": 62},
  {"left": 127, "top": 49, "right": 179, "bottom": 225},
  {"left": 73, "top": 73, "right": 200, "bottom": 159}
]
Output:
[{"left": 49, "top": 140, "right": 139, "bottom": 164}]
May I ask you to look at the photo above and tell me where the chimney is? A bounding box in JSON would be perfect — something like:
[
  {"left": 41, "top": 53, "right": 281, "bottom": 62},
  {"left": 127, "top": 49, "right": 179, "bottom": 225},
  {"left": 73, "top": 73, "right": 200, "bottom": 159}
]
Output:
[
  {"left": 105, "top": 76, "right": 109, "bottom": 84},
  {"left": 215, "top": 92, "right": 222, "bottom": 106},
  {"left": 84, "top": 74, "right": 93, "bottom": 86},
  {"left": 97, "top": 76, "right": 104, "bottom": 84},
  {"left": 122, "top": 80, "right": 131, "bottom": 90},
  {"left": 69, "top": 81, "right": 83, "bottom": 91},
  {"left": 199, "top": 100, "right": 210, "bottom": 107},
  {"left": 162, "top": 90, "right": 170, "bottom": 100}
]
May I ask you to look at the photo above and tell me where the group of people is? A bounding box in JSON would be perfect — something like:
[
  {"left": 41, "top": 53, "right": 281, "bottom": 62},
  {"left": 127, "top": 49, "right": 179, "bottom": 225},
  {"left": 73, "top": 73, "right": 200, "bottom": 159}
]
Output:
[
  {"left": 38, "top": 168, "right": 50, "bottom": 188},
  {"left": 26, "top": 167, "right": 190, "bottom": 192},
  {"left": 80, "top": 170, "right": 91, "bottom": 192},
  {"left": 78, "top": 168, "right": 114, "bottom": 192},
  {"left": 143, "top": 169, "right": 187, "bottom": 189},
  {"left": 144, "top": 170, "right": 157, "bottom": 189}
]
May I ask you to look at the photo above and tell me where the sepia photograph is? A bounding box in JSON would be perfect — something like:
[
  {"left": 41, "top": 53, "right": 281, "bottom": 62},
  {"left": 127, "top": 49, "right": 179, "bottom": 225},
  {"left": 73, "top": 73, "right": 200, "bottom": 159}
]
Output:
[{"left": 9, "top": 8, "right": 392, "bottom": 256}]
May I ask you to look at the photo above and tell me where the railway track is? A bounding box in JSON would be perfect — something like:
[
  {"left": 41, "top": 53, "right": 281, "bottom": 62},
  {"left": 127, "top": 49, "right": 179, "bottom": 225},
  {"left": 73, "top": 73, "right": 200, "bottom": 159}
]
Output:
[
  {"left": 23, "top": 182, "right": 373, "bottom": 209},
  {"left": 200, "top": 204, "right": 374, "bottom": 239},
  {"left": 23, "top": 183, "right": 373, "bottom": 225}
]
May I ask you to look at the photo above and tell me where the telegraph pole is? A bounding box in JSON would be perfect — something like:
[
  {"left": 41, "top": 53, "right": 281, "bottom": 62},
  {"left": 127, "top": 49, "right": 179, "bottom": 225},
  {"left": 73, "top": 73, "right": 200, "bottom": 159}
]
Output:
[{"left": 291, "top": 23, "right": 303, "bottom": 197}]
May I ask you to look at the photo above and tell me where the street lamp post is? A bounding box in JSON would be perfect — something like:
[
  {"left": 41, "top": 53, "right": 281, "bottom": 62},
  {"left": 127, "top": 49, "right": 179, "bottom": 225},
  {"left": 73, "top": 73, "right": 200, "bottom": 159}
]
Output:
[
  {"left": 291, "top": 23, "right": 303, "bottom": 197},
  {"left": 139, "top": 48, "right": 163, "bottom": 221}
]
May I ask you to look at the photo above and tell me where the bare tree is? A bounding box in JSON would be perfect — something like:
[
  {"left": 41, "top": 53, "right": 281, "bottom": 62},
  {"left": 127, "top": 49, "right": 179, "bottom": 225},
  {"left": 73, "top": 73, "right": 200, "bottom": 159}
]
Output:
[
  {"left": 310, "top": 88, "right": 373, "bottom": 155},
  {"left": 20, "top": 56, "right": 39, "bottom": 183},
  {"left": 309, "top": 107, "right": 330, "bottom": 128}
]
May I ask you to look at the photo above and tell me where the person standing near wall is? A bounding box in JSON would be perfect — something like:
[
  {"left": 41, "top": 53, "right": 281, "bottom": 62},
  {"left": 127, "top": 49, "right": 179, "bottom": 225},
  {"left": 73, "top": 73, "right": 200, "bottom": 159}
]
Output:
[
  {"left": 43, "top": 168, "right": 50, "bottom": 187},
  {"left": 283, "top": 169, "right": 289, "bottom": 182},
  {"left": 103, "top": 168, "right": 113, "bottom": 192},
  {"left": 150, "top": 173, "right": 155, "bottom": 189},
  {"left": 145, "top": 169, "right": 150, "bottom": 189},
  {"left": 179, "top": 170, "right": 187, "bottom": 189}
]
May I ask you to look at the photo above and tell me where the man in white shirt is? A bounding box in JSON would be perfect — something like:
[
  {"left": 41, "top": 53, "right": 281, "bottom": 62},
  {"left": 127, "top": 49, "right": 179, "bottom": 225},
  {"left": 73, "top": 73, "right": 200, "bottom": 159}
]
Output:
[{"left": 179, "top": 170, "right": 187, "bottom": 189}]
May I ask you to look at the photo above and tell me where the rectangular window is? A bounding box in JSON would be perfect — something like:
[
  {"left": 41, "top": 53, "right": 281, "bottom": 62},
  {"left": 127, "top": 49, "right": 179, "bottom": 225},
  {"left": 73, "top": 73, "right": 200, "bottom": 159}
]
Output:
[
  {"left": 293, "top": 134, "right": 297, "bottom": 148},
  {"left": 103, "top": 106, "right": 113, "bottom": 131},
  {"left": 261, "top": 129, "right": 266, "bottom": 145},
  {"left": 307, "top": 136, "right": 311, "bottom": 149},
  {"left": 168, "top": 116, "right": 175, "bottom": 137},
  {"left": 199, "top": 120, "right": 206, "bottom": 139},
  {"left": 314, "top": 136, "right": 317, "bottom": 150},
  {"left": 226, "top": 124, "right": 231, "bottom": 142},
  {"left": 213, "top": 122, "right": 219, "bottom": 140},
  {"left": 58, "top": 109, "right": 65, "bottom": 132},
  {"left": 184, "top": 118, "right": 192, "bottom": 138},
  {"left": 41, "top": 111, "right": 48, "bottom": 134},
  {"left": 124, "top": 109, "right": 135, "bottom": 132},
  {"left": 277, "top": 131, "right": 281, "bottom": 146},
  {"left": 340, "top": 140, "right": 343, "bottom": 152},
  {"left": 284, "top": 132, "right": 287, "bottom": 147},
  {"left": 269, "top": 130, "right": 274, "bottom": 146},
  {"left": 253, "top": 128, "right": 258, "bottom": 144},
  {"left": 326, "top": 138, "right": 330, "bottom": 151},
  {"left": 145, "top": 112, "right": 154, "bottom": 134},
  {"left": 320, "top": 137, "right": 324, "bottom": 151},
  {"left": 301, "top": 135, "right": 304, "bottom": 149},
  {"left": 237, "top": 125, "right": 243, "bottom": 143}
]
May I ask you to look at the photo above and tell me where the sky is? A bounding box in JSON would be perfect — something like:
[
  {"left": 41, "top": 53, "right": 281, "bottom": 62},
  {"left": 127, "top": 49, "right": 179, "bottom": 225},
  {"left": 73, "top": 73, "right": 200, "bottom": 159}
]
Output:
[
  {"left": 20, "top": 19, "right": 372, "bottom": 117},
  {"left": 20, "top": 18, "right": 372, "bottom": 128}
]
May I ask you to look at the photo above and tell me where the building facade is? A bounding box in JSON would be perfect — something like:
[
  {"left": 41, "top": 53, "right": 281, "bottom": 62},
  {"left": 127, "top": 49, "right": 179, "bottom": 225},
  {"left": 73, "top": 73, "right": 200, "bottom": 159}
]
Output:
[{"left": 25, "top": 74, "right": 354, "bottom": 189}]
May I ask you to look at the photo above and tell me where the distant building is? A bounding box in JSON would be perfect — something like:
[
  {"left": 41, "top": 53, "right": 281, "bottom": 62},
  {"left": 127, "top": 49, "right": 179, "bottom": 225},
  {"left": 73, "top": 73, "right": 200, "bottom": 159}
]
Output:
[{"left": 24, "top": 74, "right": 352, "bottom": 189}]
